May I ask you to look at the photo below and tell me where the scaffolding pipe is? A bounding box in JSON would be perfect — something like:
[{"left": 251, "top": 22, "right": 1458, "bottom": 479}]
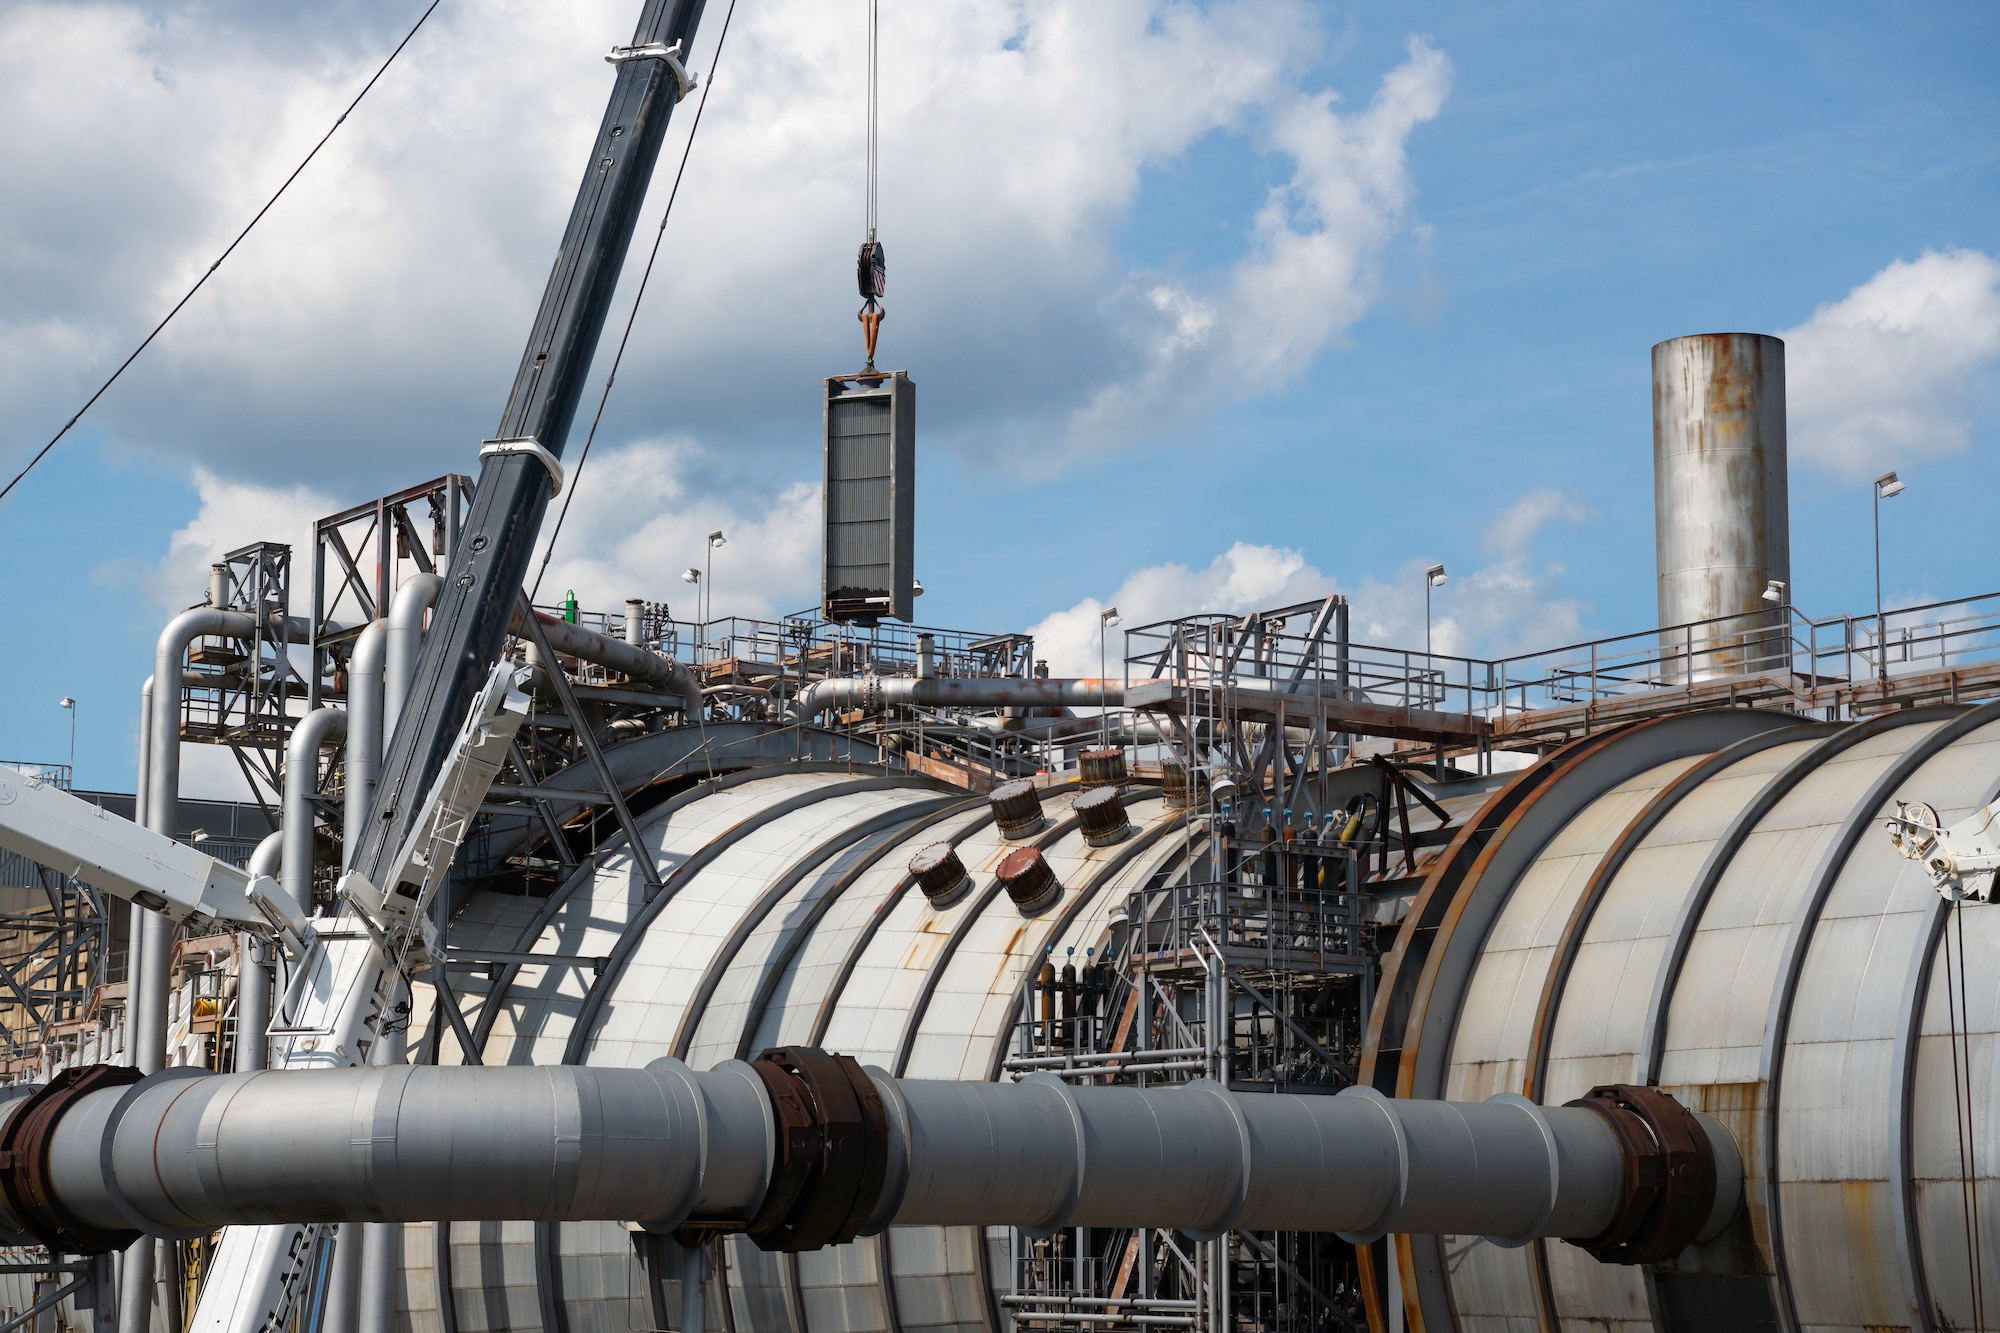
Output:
[
  {"left": 346, "top": 622, "right": 389, "bottom": 870},
  {"left": 791, "top": 677, "right": 1125, "bottom": 723},
  {"left": 512, "top": 606, "right": 702, "bottom": 719},
  {"left": 384, "top": 575, "right": 442, "bottom": 741},
  {"left": 1, "top": 1063, "right": 1736, "bottom": 1260},
  {"left": 282, "top": 709, "right": 348, "bottom": 920}
]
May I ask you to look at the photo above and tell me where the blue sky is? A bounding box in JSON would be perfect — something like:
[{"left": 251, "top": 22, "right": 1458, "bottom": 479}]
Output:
[{"left": 1, "top": 0, "right": 1996, "bottom": 794}]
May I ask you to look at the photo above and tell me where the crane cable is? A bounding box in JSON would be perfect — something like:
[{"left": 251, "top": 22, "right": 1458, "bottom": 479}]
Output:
[
  {"left": 1943, "top": 897, "right": 1987, "bottom": 1329},
  {"left": 0, "top": 0, "right": 446, "bottom": 505},
  {"left": 529, "top": 0, "right": 740, "bottom": 603},
  {"left": 856, "top": 0, "right": 886, "bottom": 371}
]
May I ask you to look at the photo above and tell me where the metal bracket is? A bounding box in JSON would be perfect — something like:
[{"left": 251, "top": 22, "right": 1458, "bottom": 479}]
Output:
[
  {"left": 479, "top": 437, "right": 565, "bottom": 496},
  {"left": 1887, "top": 798, "right": 2000, "bottom": 902},
  {"left": 605, "top": 39, "right": 697, "bottom": 101}
]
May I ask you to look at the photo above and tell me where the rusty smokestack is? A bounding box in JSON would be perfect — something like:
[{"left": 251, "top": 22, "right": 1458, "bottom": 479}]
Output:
[{"left": 1652, "top": 333, "right": 1790, "bottom": 674}]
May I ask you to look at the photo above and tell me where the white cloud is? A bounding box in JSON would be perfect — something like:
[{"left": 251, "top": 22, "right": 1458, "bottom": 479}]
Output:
[
  {"left": 528, "top": 438, "right": 820, "bottom": 621},
  {"left": 1028, "top": 542, "right": 1334, "bottom": 676},
  {"left": 1028, "top": 488, "right": 1589, "bottom": 676},
  {"left": 1781, "top": 248, "right": 2000, "bottom": 479},
  {"left": 141, "top": 467, "right": 335, "bottom": 615},
  {"left": 0, "top": 0, "right": 1450, "bottom": 490}
]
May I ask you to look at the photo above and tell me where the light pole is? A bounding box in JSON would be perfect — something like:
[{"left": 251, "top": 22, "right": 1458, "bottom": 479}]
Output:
[
  {"left": 1098, "top": 607, "right": 1120, "bottom": 749},
  {"left": 706, "top": 530, "right": 726, "bottom": 629},
  {"left": 681, "top": 567, "right": 702, "bottom": 662},
  {"left": 1425, "top": 564, "right": 1449, "bottom": 658},
  {"left": 58, "top": 697, "right": 75, "bottom": 781},
  {"left": 1873, "top": 471, "right": 1905, "bottom": 681}
]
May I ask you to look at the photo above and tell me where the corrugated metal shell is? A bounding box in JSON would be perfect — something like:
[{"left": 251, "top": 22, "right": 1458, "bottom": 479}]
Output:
[{"left": 401, "top": 770, "right": 1190, "bottom": 1333}]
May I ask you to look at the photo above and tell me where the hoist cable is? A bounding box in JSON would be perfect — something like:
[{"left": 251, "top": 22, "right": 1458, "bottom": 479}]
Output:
[
  {"left": 866, "top": 0, "right": 880, "bottom": 238},
  {"left": 0, "top": 0, "right": 446, "bottom": 505},
  {"left": 530, "top": 0, "right": 740, "bottom": 603},
  {"left": 1943, "top": 899, "right": 1985, "bottom": 1330},
  {"left": 1953, "top": 900, "right": 1986, "bottom": 1329}
]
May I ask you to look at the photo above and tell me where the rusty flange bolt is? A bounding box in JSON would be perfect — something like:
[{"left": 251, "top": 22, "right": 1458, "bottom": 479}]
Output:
[{"left": 1561, "top": 1083, "right": 1718, "bottom": 1265}]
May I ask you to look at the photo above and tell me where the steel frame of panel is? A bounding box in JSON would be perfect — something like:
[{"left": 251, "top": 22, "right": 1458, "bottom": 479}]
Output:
[
  {"left": 534, "top": 775, "right": 937, "bottom": 1333},
  {"left": 1763, "top": 700, "right": 2000, "bottom": 1333},
  {"left": 668, "top": 793, "right": 963, "bottom": 1057},
  {"left": 1635, "top": 707, "right": 1963, "bottom": 1085},
  {"left": 1515, "top": 722, "right": 1824, "bottom": 1330},
  {"left": 730, "top": 798, "right": 988, "bottom": 1062},
  {"left": 1396, "top": 709, "right": 1792, "bottom": 1329},
  {"left": 1355, "top": 753, "right": 1562, "bottom": 1333}
]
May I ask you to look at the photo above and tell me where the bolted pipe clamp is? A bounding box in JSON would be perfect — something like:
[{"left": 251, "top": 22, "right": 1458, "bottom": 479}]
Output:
[
  {"left": 605, "top": 40, "right": 697, "bottom": 100},
  {"left": 0, "top": 1063, "right": 144, "bottom": 1253},
  {"left": 479, "top": 438, "right": 565, "bottom": 496},
  {"left": 1561, "top": 1083, "right": 1718, "bottom": 1264}
]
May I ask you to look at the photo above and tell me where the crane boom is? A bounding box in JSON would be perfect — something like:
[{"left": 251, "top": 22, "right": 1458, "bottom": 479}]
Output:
[{"left": 349, "top": 0, "right": 710, "bottom": 892}]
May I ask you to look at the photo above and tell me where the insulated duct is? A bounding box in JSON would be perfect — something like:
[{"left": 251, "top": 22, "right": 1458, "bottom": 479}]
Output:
[
  {"left": 513, "top": 606, "right": 703, "bottom": 719},
  {"left": 0, "top": 1054, "right": 1733, "bottom": 1264},
  {"left": 791, "top": 677, "right": 1123, "bottom": 722}
]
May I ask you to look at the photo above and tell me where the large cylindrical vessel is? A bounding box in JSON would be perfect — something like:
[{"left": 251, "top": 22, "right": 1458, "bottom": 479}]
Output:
[{"left": 1652, "top": 332, "right": 1790, "bottom": 678}]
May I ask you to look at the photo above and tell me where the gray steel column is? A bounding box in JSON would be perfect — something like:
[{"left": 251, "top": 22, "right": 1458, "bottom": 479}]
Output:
[
  {"left": 321, "top": 1224, "right": 362, "bottom": 1333},
  {"left": 117, "top": 672, "right": 154, "bottom": 1333},
  {"left": 356, "top": 985, "right": 409, "bottom": 1333}
]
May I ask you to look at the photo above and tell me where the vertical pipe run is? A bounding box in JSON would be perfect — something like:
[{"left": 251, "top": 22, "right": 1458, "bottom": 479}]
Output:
[
  {"left": 283, "top": 709, "right": 349, "bottom": 920},
  {"left": 385, "top": 574, "right": 443, "bottom": 743},
  {"left": 346, "top": 622, "right": 390, "bottom": 870},
  {"left": 237, "top": 831, "right": 284, "bottom": 1074},
  {"left": 356, "top": 987, "right": 408, "bottom": 1333}
]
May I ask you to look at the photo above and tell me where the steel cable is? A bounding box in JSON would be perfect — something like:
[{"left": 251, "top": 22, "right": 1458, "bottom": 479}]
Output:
[{"left": 0, "top": 0, "right": 447, "bottom": 504}]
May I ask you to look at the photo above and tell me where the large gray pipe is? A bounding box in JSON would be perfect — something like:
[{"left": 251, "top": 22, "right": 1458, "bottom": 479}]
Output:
[
  {"left": 793, "top": 677, "right": 1124, "bottom": 723},
  {"left": 346, "top": 622, "right": 389, "bottom": 870},
  {"left": 282, "top": 709, "right": 348, "bottom": 920},
  {"left": 384, "top": 575, "right": 442, "bottom": 741},
  {"left": 1653, "top": 333, "right": 1790, "bottom": 675},
  {"left": 6, "top": 1064, "right": 1738, "bottom": 1254},
  {"left": 514, "top": 606, "right": 703, "bottom": 718}
]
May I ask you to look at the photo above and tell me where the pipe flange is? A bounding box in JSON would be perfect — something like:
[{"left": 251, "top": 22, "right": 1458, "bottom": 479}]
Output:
[
  {"left": 741, "top": 1047, "right": 890, "bottom": 1252},
  {"left": 1331, "top": 1085, "right": 1409, "bottom": 1245},
  {"left": 638, "top": 1058, "right": 714, "bottom": 1235},
  {"left": 102, "top": 1066, "right": 217, "bottom": 1243},
  {"left": 1181, "top": 1080, "right": 1252, "bottom": 1242},
  {"left": 1016, "top": 1073, "right": 1086, "bottom": 1238},
  {"left": 1561, "top": 1083, "right": 1716, "bottom": 1265},
  {"left": 1482, "top": 1093, "right": 1560, "bottom": 1249},
  {"left": 0, "top": 1062, "right": 144, "bottom": 1253}
]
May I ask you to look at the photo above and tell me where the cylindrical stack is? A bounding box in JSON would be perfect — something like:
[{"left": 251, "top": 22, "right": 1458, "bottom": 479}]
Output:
[
  {"left": 908, "top": 843, "right": 972, "bottom": 908},
  {"left": 1074, "top": 786, "right": 1131, "bottom": 848},
  {"left": 997, "top": 846, "right": 1060, "bottom": 913},
  {"left": 1162, "top": 759, "right": 1204, "bottom": 809},
  {"left": 1652, "top": 333, "right": 1790, "bottom": 679},
  {"left": 988, "top": 780, "right": 1045, "bottom": 840},
  {"left": 1078, "top": 749, "right": 1127, "bottom": 788}
]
